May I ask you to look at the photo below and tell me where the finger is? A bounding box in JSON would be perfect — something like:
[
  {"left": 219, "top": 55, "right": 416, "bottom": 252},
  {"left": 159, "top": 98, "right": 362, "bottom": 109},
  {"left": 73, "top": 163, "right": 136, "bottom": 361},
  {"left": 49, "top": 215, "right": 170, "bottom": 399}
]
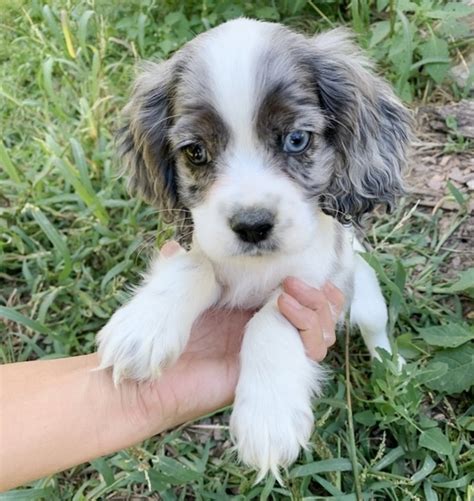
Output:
[
  {"left": 300, "top": 320, "right": 328, "bottom": 362},
  {"left": 160, "top": 240, "right": 183, "bottom": 258},
  {"left": 322, "top": 282, "right": 346, "bottom": 318},
  {"left": 277, "top": 293, "right": 327, "bottom": 361},
  {"left": 283, "top": 278, "right": 336, "bottom": 346},
  {"left": 283, "top": 277, "right": 327, "bottom": 310},
  {"left": 278, "top": 292, "right": 318, "bottom": 331}
]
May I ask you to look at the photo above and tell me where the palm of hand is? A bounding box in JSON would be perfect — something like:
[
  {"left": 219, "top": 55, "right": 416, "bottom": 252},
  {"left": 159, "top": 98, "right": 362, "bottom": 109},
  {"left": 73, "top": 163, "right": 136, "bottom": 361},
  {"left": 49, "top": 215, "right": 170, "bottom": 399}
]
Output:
[{"left": 145, "top": 308, "right": 254, "bottom": 428}]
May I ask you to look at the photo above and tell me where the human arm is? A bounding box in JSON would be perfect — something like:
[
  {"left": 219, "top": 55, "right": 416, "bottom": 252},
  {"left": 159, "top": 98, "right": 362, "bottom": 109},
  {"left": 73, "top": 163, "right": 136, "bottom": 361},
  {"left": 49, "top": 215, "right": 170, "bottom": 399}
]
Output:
[
  {"left": 0, "top": 308, "right": 251, "bottom": 492},
  {"left": 0, "top": 244, "right": 344, "bottom": 490}
]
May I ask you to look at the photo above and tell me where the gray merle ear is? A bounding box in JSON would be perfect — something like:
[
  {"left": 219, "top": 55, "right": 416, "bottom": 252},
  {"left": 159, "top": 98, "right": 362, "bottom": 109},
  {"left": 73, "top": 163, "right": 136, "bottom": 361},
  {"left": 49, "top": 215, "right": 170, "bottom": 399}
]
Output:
[
  {"left": 117, "top": 59, "right": 181, "bottom": 222},
  {"left": 308, "top": 29, "right": 411, "bottom": 224}
]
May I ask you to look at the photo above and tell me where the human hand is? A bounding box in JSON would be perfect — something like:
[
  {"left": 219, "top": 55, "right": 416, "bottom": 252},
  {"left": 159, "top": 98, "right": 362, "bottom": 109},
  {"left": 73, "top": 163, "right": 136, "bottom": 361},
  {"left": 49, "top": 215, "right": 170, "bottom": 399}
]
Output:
[{"left": 138, "top": 241, "right": 345, "bottom": 433}]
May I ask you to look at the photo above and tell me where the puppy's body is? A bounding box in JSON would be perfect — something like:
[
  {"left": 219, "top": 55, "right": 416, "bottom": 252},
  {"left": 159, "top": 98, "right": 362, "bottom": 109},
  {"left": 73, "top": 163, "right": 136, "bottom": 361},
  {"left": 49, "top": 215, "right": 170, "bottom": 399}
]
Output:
[{"left": 98, "top": 18, "right": 410, "bottom": 480}]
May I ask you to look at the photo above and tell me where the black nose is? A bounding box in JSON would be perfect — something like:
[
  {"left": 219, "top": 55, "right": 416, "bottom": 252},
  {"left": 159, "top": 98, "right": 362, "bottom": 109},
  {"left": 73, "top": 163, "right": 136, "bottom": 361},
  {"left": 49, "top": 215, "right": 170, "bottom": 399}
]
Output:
[{"left": 229, "top": 208, "right": 275, "bottom": 244}]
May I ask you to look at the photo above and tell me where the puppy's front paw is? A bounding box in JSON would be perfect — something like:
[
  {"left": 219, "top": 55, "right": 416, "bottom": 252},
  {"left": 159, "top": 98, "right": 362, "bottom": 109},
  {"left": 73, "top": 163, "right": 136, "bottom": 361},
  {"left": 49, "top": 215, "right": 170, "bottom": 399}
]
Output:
[
  {"left": 230, "top": 391, "right": 314, "bottom": 483},
  {"left": 97, "top": 298, "right": 187, "bottom": 385},
  {"left": 230, "top": 351, "right": 324, "bottom": 484}
]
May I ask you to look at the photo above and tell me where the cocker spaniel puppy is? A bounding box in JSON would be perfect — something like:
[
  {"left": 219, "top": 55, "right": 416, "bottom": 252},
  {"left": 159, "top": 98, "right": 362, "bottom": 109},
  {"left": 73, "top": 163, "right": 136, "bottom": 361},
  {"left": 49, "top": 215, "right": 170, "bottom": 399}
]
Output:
[{"left": 98, "top": 18, "right": 410, "bottom": 480}]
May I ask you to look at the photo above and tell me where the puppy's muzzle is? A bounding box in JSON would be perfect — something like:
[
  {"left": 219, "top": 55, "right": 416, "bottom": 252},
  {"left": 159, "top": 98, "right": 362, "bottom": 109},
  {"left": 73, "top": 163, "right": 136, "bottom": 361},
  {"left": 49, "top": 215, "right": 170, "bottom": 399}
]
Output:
[{"left": 229, "top": 208, "right": 275, "bottom": 244}]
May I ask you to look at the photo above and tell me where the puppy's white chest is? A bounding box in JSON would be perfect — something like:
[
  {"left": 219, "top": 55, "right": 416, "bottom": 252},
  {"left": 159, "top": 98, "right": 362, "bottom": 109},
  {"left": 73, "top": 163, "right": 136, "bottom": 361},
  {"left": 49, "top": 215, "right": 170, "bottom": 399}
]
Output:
[{"left": 213, "top": 245, "right": 339, "bottom": 309}]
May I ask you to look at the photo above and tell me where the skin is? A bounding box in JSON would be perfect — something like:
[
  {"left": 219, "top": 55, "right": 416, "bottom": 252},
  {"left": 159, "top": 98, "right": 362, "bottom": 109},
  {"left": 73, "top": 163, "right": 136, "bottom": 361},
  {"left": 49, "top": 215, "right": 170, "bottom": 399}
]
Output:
[{"left": 0, "top": 242, "right": 344, "bottom": 492}]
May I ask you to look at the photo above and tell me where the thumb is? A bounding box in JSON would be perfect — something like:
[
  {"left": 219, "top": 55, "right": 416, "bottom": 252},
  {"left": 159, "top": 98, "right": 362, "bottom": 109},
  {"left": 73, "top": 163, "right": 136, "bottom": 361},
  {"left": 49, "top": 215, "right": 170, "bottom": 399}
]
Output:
[{"left": 160, "top": 240, "right": 183, "bottom": 258}]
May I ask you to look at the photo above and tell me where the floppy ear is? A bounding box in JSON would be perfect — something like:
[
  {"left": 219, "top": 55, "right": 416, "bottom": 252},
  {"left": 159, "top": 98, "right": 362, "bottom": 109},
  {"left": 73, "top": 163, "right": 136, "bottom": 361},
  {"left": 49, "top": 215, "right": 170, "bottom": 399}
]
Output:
[
  {"left": 117, "top": 59, "right": 181, "bottom": 222},
  {"left": 309, "top": 29, "right": 411, "bottom": 224}
]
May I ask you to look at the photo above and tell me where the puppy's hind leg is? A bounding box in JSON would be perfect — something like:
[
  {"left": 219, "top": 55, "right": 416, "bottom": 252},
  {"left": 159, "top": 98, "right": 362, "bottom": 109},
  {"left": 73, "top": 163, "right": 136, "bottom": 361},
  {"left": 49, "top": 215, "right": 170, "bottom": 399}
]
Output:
[{"left": 350, "top": 252, "right": 393, "bottom": 360}]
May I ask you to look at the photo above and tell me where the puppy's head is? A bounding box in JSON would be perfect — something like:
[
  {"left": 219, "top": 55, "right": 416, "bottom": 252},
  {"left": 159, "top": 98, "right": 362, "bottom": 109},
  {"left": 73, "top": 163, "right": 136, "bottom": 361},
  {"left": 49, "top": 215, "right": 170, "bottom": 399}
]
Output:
[{"left": 119, "top": 19, "right": 410, "bottom": 261}]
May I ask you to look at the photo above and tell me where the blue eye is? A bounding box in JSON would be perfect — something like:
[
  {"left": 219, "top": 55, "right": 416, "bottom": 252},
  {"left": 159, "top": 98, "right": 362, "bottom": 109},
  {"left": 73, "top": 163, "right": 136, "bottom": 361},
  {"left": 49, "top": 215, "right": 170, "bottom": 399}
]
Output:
[{"left": 282, "top": 130, "right": 312, "bottom": 154}]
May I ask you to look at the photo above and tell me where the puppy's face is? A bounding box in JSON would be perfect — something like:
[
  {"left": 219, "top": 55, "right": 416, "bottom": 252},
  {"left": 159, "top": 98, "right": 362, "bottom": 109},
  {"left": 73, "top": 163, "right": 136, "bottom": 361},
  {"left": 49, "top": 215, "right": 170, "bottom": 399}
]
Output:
[{"left": 120, "top": 19, "right": 410, "bottom": 262}]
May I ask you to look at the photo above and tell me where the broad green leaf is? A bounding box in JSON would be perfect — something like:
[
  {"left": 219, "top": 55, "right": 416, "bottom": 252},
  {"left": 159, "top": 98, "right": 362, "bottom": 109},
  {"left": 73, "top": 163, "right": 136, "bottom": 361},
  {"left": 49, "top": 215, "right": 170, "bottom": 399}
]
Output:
[
  {"left": 419, "top": 322, "right": 474, "bottom": 348},
  {"left": 369, "top": 21, "right": 390, "bottom": 48},
  {"left": 255, "top": 7, "right": 280, "bottom": 20},
  {"left": 397, "top": 332, "right": 422, "bottom": 359},
  {"left": 164, "top": 11, "right": 187, "bottom": 26},
  {"left": 156, "top": 456, "right": 202, "bottom": 483},
  {"left": 425, "top": 344, "right": 474, "bottom": 394},
  {"left": 91, "top": 458, "right": 115, "bottom": 486},
  {"left": 432, "top": 474, "right": 473, "bottom": 488},
  {"left": 390, "top": 11, "right": 414, "bottom": 100},
  {"left": 146, "top": 469, "right": 168, "bottom": 492},
  {"left": 438, "top": 18, "right": 470, "bottom": 38},
  {"left": 411, "top": 455, "right": 436, "bottom": 483},
  {"left": 416, "top": 362, "right": 448, "bottom": 385},
  {"left": 419, "top": 428, "right": 452, "bottom": 455},
  {"left": 372, "top": 446, "right": 405, "bottom": 471},
  {"left": 354, "top": 410, "right": 377, "bottom": 426},
  {"left": 423, "top": 481, "right": 438, "bottom": 501},
  {"left": 442, "top": 268, "right": 474, "bottom": 297},
  {"left": 397, "top": 0, "right": 417, "bottom": 11},
  {"left": 419, "top": 35, "right": 450, "bottom": 83},
  {"left": 458, "top": 416, "right": 474, "bottom": 431},
  {"left": 427, "top": 2, "right": 473, "bottom": 19},
  {"left": 290, "top": 458, "right": 352, "bottom": 477}
]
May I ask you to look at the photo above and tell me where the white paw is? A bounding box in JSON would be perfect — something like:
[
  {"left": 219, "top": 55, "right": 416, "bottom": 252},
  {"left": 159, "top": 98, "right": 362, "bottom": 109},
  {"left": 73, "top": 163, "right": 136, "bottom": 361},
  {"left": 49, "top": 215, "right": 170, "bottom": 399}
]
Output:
[
  {"left": 97, "top": 296, "right": 188, "bottom": 385},
  {"left": 230, "top": 348, "right": 324, "bottom": 483},
  {"left": 230, "top": 393, "right": 314, "bottom": 483}
]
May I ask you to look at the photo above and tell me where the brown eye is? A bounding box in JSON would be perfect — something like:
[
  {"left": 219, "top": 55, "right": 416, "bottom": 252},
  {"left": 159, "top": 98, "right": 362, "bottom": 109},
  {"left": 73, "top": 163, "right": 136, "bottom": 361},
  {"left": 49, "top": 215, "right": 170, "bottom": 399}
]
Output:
[{"left": 183, "top": 143, "right": 209, "bottom": 166}]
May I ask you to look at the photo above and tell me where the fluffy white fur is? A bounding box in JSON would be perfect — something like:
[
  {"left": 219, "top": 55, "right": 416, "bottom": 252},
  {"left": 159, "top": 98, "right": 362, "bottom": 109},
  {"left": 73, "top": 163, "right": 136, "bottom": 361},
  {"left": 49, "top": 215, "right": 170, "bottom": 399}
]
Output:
[{"left": 98, "top": 18, "right": 408, "bottom": 481}]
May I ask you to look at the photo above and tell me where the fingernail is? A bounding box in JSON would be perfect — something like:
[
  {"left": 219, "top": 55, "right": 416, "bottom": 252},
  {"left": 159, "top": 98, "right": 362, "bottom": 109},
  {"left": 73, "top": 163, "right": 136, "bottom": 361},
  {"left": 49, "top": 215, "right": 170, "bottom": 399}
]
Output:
[
  {"left": 328, "top": 303, "right": 338, "bottom": 322},
  {"left": 281, "top": 292, "right": 303, "bottom": 311},
  {"left": 323, "top": 330, "right": 334, "bottom": 344}
]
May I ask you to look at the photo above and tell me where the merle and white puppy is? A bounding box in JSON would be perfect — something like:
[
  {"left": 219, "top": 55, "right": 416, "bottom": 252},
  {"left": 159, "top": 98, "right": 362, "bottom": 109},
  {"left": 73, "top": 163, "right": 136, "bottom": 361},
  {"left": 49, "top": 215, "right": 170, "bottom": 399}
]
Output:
[{"left": 98, "top": 18, "right": 410, "bottom": 480}]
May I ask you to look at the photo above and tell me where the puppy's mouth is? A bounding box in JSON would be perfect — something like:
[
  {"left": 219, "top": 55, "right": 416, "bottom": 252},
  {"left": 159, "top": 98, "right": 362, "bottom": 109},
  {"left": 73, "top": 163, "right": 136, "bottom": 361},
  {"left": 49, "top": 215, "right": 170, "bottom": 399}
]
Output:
[{"left": 235, "top": 239, "right": 279, "bottom": 257}]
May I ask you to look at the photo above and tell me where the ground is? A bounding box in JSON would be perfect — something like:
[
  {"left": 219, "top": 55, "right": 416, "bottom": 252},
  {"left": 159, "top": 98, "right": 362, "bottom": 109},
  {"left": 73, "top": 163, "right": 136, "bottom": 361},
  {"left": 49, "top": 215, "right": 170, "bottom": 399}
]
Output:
[{"left": 1, "top": 1, "right": 473, "bottom": 500}]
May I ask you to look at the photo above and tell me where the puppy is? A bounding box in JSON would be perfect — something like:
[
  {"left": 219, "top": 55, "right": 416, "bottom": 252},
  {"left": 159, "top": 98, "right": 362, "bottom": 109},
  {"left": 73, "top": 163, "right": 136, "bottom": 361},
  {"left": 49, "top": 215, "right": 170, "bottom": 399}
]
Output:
[{"left": 98, "top": 18, "right": 410, "bottom": 480}]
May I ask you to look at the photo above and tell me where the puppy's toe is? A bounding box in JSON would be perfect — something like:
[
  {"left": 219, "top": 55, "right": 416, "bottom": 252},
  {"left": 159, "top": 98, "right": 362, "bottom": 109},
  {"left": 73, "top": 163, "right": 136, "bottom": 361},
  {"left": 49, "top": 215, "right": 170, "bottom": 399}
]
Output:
[
  {"left": 97, "top": 301, "right": 182, "bottom": 384},
  {"left": 230, "top": 398, "right": 313, "bottom": 483}
]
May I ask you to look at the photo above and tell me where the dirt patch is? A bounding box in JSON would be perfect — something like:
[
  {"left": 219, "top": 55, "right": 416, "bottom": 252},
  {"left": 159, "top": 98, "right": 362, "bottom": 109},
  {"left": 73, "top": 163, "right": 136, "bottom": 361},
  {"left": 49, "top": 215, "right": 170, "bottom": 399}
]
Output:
[{"left": 406, "top": 103, "right": 473, "bottom": 276}]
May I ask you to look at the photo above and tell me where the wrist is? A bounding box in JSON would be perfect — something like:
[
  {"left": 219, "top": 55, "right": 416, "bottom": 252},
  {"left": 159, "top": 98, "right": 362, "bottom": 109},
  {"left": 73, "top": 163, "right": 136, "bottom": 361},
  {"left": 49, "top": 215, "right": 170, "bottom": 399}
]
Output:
[{"left": 86, "top": 354, "right": 169, "bottom": 447}]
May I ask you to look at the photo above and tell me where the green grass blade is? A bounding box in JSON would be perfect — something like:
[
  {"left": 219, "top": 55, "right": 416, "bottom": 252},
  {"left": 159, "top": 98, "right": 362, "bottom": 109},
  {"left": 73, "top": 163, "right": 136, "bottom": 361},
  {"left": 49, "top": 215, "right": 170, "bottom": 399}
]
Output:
[
  {"left": 78, "top": 9, "right": 95, "bottom": 55},
  {"left": 0, "top": 142, "right": 22, "bottom": 183},
  {"left": 27, "top": 204, "right": 72, "bottom": 281},
  {"left": 0, "top": 306, "right": 50, "bottom": 335}
]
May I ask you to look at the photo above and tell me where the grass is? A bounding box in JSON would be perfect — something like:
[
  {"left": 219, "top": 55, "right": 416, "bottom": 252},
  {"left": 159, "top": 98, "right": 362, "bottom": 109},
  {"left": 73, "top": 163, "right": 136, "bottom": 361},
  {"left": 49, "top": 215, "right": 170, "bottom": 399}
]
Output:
[{"left": 1, "top": 0, "right": 473, "bottom": 499}]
